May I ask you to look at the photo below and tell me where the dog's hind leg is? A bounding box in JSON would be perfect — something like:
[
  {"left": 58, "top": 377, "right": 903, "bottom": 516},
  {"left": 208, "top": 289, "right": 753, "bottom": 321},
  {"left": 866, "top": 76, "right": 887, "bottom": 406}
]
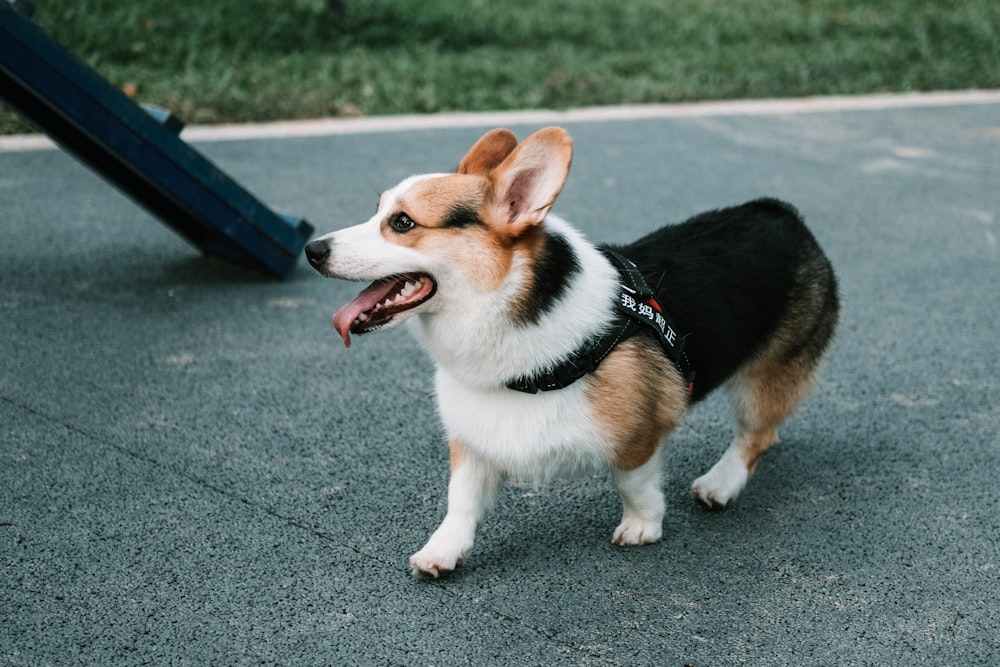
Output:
[
  {"left": 692, "top": 254, "right": 839, "bottom": 509},
  {"left": 691, "top": 351, "right": 824, "bottom": 509},
  {"left": 410, "top": 440, "right": 502, "bottom": 579},
  {"left": 691, "top": 361, "right": 813, "bottom": 509}
]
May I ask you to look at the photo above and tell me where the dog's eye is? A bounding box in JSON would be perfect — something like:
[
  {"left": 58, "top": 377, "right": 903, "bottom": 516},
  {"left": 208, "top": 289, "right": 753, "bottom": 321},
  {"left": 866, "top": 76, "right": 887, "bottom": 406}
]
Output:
[{"left": 388, "top": 213, "right": 417, "bottom": 233}]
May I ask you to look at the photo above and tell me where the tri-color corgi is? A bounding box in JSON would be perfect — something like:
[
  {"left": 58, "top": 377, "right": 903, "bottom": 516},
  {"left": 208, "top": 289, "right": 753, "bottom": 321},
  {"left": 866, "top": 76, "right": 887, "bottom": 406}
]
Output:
[{"left": 305, "top": 127, "right": 839, "bottom": 579}]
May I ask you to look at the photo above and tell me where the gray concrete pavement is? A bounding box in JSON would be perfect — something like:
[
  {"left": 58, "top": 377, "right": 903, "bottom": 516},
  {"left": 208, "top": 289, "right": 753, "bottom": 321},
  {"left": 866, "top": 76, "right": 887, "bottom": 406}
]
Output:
[{"left": 2, "top": 96, "right": 999, "bottom": 665}]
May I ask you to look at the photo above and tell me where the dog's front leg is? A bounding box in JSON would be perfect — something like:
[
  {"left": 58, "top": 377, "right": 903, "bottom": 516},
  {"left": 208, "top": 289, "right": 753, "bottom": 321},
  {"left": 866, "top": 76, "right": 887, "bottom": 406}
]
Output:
[
  {"left": 611, "top": 445, "right": 665, "bottom": 546},
  {"left": 410, "top": 440, "right": 501, "bottom": 579}
]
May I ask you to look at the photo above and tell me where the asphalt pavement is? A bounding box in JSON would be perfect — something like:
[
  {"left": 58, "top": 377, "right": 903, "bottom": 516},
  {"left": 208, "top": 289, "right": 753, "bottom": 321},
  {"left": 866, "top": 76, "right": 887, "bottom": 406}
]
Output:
[{"left": 2, "top": 93, "right": 999, "bottom": 666}]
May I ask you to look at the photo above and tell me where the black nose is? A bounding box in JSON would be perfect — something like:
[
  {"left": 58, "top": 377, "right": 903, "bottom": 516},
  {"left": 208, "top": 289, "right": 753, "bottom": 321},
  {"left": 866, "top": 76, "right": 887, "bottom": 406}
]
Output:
[{"left": 304, "top": 239, "right": 331, "bottom": 269}]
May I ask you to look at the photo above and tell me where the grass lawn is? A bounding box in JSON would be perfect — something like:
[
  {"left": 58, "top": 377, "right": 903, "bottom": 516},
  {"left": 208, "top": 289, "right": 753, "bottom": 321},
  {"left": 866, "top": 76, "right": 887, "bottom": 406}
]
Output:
[{"left": 3, "top": 0, "right": 999, "bottom": 133}]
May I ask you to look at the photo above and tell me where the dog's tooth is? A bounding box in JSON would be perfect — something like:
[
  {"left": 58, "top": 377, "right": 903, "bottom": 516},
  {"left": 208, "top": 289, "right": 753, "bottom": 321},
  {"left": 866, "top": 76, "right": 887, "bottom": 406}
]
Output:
[{"left": 357, "top": 312, "right": 368, "bottom": 322}]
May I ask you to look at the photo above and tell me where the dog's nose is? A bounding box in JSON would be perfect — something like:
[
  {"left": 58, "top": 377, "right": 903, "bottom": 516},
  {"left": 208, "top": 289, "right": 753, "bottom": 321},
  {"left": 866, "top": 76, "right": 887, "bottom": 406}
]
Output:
[{"left": 304, "top": 239, "right": 331, "bottom": 269}]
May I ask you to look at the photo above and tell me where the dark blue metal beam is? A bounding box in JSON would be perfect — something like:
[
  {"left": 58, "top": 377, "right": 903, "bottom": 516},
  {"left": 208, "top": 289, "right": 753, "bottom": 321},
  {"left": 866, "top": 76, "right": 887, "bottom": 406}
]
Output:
[{"left": 0, "top": 3, "right": 313, "bottom": 279}]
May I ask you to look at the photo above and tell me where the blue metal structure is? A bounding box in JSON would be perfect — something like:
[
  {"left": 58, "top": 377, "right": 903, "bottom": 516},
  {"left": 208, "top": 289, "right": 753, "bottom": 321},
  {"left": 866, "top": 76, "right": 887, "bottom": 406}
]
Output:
[{"left": 0, "top": 3, "right": 313, "bottom": 279}]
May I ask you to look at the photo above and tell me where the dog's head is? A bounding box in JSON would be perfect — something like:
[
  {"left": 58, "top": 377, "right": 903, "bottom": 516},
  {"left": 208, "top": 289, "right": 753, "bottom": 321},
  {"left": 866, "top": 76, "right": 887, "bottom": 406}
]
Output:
[{"left": 305, "top": 127, "right": 573, "bottom": 347}]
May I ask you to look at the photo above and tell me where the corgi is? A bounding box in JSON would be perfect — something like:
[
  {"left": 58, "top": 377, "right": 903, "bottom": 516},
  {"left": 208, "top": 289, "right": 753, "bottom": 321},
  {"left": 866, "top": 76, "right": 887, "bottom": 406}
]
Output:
[{"left": 304, "top": 127, "right": 839, "bottom": 579}]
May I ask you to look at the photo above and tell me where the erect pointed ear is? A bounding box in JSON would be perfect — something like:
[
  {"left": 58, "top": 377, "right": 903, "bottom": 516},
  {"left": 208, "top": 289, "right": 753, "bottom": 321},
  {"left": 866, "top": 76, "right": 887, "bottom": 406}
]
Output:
[
  {"left": 487, "top": 127, "right": 573, "bottom": 235},
  {"left": 457, "top": 128, "right": 519, "bottom": 176}
]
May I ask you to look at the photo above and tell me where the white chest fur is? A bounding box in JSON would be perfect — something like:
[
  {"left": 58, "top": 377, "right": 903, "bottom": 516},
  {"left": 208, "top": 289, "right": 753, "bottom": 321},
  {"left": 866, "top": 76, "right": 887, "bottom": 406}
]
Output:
[{"left": 434, "top": 369, "right": 610, "bottom": 480}]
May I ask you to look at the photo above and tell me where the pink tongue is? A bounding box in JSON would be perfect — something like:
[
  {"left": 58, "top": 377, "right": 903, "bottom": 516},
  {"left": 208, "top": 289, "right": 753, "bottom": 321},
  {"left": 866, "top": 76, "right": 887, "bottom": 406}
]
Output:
[{"left": 331, "top": 278, "right": 400, "bottom": 348}]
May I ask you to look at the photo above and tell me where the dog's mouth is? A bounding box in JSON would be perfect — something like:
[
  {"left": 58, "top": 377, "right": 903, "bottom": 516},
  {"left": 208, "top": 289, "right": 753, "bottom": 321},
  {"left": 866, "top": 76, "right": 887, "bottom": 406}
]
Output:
[{"left": 331, "top": 273, "right": 436, "bottom": 347}]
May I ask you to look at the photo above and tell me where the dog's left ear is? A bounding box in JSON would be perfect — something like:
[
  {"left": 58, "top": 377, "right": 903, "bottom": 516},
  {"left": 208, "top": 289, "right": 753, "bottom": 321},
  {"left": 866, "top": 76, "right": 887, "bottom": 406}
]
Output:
[
  {"left": 487, "top": 127, "right": 573, "bottom": 236},
  {"left": 457, "top": 129, "right": 519, "bottom": 176}
]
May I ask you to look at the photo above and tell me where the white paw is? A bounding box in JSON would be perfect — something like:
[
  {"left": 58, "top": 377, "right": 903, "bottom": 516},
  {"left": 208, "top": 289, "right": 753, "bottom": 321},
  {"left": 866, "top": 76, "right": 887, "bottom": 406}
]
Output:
[
  {"left": 611, "top": 517, "right": 662, "bottom": 546},
  {"left": 691, "top": 454, "right": 749, "bottom": 509},
  {"left": 409, "top": 528, "right": 472, "bottom": 579},
  {"left": 409, "top": 548, "right": 465, "bottom": 580}
]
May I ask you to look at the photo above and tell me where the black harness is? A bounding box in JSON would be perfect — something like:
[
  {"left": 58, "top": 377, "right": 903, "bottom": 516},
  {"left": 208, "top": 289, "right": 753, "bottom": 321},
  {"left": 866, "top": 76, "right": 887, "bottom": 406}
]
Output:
[{"left": 505, "top": 248, "right": 696, "bottom": 394}]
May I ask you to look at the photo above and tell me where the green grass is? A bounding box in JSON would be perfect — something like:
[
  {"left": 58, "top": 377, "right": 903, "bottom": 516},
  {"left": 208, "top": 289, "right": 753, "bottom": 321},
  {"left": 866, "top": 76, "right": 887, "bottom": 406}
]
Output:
[{"left": 3, "top": 0, "right": 999, "bottom": 133}]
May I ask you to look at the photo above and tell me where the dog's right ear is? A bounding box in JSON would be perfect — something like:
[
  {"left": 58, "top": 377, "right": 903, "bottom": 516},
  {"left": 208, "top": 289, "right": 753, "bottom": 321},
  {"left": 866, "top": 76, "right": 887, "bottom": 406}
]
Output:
[
  {"left": 485, "top": 126, "right": 573, "bottom": 236},
  {"left": 457, "top": 129, "right": 519, "bottom": 176}
]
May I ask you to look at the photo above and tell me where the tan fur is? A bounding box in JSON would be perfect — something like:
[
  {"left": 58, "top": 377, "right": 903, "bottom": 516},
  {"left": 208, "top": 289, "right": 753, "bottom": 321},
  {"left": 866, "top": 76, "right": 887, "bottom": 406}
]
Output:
[
  {"left": 390, "top": 175, "right": 486, "bottom": 231},
  {"left": 449, "top": 439, "right": 466, "bottom": 473},
  {"left": 377, "top": 174, "right": 516, "bottom": 291},
  {"left": 724, "top": 258, "right": 838, "bottom": 474},
  {"left": 727, "top": 357, "right": 812, "bottom": 473},
  {"left": 587, "top": 336, "right": 690, "bottom": 471}
]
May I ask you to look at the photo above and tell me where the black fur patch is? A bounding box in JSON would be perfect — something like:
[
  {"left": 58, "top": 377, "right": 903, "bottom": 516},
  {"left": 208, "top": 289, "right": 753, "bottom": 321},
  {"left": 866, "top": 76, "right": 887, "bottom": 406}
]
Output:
[
  {"left": 442, "top": 204, "right": 482, "bottom": 229},
  {"left": 515, "top": 231, "right": 580, "bottom": 326},
  {"left": 610, "top": 197, "right": 838, "bottom": 402}
]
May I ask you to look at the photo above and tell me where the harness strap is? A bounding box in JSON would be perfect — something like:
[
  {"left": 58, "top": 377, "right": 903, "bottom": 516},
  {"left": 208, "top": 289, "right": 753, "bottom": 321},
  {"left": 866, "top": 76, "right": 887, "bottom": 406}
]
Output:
[{"left": 505, "top": 248, "right": 695, "bottom": 394}]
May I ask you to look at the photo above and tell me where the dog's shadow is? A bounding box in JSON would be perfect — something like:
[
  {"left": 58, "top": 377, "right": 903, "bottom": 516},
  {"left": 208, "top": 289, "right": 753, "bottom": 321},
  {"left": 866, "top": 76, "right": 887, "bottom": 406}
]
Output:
[
  {"left": 445, "top": 475, "right": 642, "bottom": 577},
  {"left": 435, "top": 434, "right": 846, "bottom": 583}
]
